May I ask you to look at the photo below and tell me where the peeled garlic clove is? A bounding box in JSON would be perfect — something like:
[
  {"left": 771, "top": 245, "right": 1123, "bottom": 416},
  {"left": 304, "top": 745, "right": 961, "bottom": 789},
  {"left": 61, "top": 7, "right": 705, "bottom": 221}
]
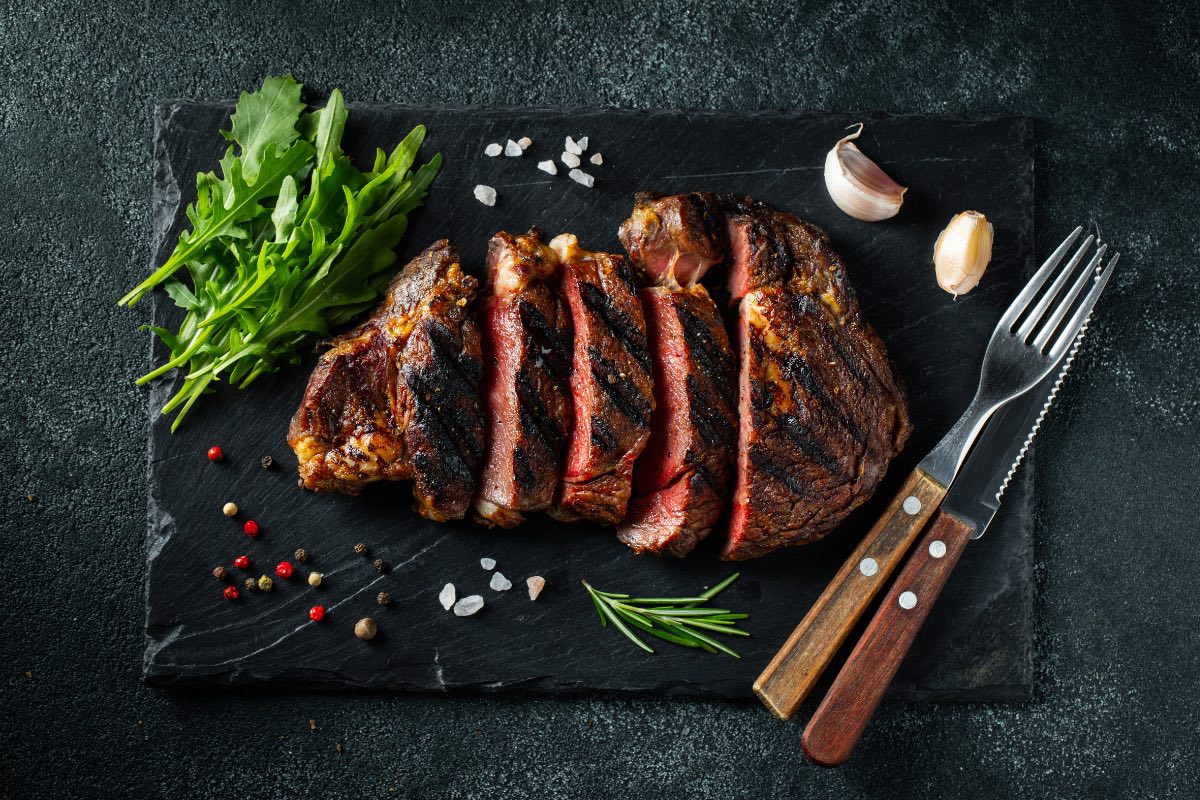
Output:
[
  {"left": 934, "top": 211, "right": 993, "bottom": 296},
  {"left": 823, "top": 123, "right": 907, "bottom": 221}
]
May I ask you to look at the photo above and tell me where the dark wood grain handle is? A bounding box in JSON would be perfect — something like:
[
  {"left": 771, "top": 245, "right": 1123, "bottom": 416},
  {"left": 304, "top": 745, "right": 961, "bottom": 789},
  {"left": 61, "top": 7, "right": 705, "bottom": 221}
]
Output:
[
  {"left": 753, "top": 469, "right": 946, "bottom": 720},
  {"left": 800, "top": 509, "right": 976, "bottom": 766}
]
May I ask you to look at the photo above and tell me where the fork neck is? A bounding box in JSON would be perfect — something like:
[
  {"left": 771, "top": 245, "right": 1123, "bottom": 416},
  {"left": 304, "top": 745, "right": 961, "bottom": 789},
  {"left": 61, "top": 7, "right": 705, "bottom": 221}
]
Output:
[{"left": 918, "top": 392, "right": 995, "bottom": 488}]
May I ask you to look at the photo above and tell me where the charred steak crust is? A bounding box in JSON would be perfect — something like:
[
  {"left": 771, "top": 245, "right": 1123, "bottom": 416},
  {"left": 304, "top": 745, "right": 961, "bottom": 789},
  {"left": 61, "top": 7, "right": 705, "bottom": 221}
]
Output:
[
  {"left": 617, "top": 191, "right": 730, "bottom": 288},
  {"left": 473, "top": 229, "right": 575, "bottom": 528},
  {"left": 618, "top": 285, "right": 737, "bottom": 557},
  {"left": 549, "top": 235, "right": 654, "bottom": 525},
  {"left": 287, "top": 240, "right": 484, "bottom": 521}
]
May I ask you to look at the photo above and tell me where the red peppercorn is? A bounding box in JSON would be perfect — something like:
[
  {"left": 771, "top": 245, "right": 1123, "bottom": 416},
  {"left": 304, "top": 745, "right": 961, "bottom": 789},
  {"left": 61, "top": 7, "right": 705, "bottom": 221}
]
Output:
[
  {"left": 234, "top": 555, "right": 250, "bottom": 570},
  {"left": 243, "top": 520, "right": 260, "bottom": 537},
  {"left": 309, "top": 605, "right": 325, "bottom": 621},
  {"left": 275, "top": 561, "right": 294, "bottom": 579},
  {"left": 207, "top": 446, "right": 224, "bottom": 463},
  {"left": 223, "top": 585, "right": 240, "bottom": 601}
]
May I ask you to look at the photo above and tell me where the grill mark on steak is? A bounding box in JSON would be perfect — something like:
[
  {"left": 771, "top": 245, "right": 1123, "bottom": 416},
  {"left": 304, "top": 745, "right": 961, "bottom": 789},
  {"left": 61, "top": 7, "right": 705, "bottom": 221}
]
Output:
[
  {"left": 590, "top": 415, "right": 618, "bottom": 453},
  {"left": 518, "top": 298, "right": 573, "bottom": 383},
  {"left": 775, "top": 413, "right": 842, "bottom": 476},
  {"left": 578, "top": 281, "right": 653, "bottom": 373},
  {"left": 516, "top": 367, "right": 566, "bottom": 454},
  {"left": 588, "top": 345, "right": 652, "bottom": 422},
  {"left": 748, "top": 445, "right": 811, "bottom": 498}
]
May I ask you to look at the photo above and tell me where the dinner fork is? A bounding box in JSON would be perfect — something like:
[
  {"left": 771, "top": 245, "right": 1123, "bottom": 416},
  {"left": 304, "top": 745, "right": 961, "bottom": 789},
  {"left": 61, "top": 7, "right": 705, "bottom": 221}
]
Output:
[{"left": 754, "top": 226, "right": 1119, "bottom": 721}]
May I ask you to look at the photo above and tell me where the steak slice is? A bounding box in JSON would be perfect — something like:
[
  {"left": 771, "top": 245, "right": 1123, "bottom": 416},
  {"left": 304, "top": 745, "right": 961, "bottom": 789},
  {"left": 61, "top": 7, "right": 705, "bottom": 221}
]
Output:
[
  {"left": 618, "top": 285, "right": 737, "bottom": 557},
  {"left": 548, "top": 234, "right": 653, "bottom": 525},
  {"left": 288, "top": 240, "right": 484, "bottom": 521},
  {"left": 473, "top": 229, "right": 574, "bottom": 528},
  {"left": 723, "top": 200, "right": 910, "bottom": 559},
  {"left": 618, "top": 191, "right": 729, "bottom": 288}
]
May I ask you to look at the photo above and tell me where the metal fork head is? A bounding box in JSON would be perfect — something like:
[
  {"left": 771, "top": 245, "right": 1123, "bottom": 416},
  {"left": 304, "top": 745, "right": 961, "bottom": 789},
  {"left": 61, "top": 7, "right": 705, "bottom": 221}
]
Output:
[{"left": 921, "top": 226, "right": 1119, "bottom": 486}]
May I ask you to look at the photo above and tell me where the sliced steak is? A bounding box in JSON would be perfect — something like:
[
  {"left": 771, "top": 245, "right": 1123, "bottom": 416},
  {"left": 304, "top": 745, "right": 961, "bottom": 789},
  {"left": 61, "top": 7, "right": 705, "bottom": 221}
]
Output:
[
  {"left": 723, "top": 200, "right": 910, "bottom": 559},
  {"left": 547, "top": 234, "right": 653, "bottom": 525},
  {"left": 473, "top": 229, "right": 574, "bottom": 528},
  {"left": 618, "top": 285, "right": 737, "bottom": 557},
  {"left": 288, "top": 240, "right": 484, "bottom": 521},
  {"left": 618, "top": 191, "right": 730, "bottom": 288}
]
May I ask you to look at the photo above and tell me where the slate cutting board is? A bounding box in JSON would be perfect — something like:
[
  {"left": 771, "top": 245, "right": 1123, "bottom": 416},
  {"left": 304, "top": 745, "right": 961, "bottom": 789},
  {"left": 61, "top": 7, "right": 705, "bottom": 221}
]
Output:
[{"left": 143, "top": 102, "right": 1035, "bottom": 701}]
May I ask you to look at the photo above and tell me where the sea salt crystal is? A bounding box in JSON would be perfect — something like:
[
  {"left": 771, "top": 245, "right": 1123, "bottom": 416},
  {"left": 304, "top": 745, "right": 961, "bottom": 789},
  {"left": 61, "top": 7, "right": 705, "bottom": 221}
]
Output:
[
  {"left": 439, "top": 583, "right": 456, "bottom": 611},
  {"left": 577, "top": 136, "right": 588, "bottom": 151},
  {"left": 565, "top": 136, "right": 583, "bottom": 155},
  {"left": 537, "top": 160, "right": 557, "bottom": 175},
  {"left": 490, "top": 572, "right": 512, "bottom": 591},
  {"left": 517, "top": 136, "right": 533, "bottom": 150},
  {"left": 589, "top": 152, "right": 603, "bottom": 165},
  {"left": 480, "top": 557, "right": 496, "bottom": 570},
  {"left": 560, "top": 151, "right": 581, "bottom": 168},
  {"left": 568, "top": 169, "right": 594, "bottom": 188},
  {"left": 504, "top": 139, "right": 522, "bottom": 157},
  {"left": 473, "top": 185, "right": 497, "bottom": 206},
  {"left": 484, "top": 142, "right": 502, "bottom": 157},
  {"left": 527, "top": 576, "right": 545, "bottom": 601},
  {"left": 454, "top": 595, "right": 484, "bottom": 616}
]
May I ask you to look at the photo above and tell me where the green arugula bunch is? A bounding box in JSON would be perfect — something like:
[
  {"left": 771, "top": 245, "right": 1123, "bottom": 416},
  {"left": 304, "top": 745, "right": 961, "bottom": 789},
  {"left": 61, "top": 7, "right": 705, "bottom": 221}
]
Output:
[{"left": 120, "top": 75, "right": 442, "bottom": 430}]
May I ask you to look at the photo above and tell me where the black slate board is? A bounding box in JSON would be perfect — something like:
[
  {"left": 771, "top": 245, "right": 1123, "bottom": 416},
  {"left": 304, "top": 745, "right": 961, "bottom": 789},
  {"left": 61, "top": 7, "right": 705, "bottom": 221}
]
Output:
[{"left": 143, "top": 102, "right": 1034, "bottom": 701}]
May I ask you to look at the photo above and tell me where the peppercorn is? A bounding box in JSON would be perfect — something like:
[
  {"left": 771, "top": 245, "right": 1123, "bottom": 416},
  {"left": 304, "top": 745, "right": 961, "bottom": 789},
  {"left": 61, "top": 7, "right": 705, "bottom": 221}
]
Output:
[
  {"left": 294, "top": 548, "right": 308, "bottom": 563},
  {"left": 308, "top": 572, "right": 323, "bottom": 587},
  {"left": 243, "top": 519, "right": 260, "bottom": 537},
  {"left": 234, "top": 555, "right": 250, "bottom": 570},
  {"left": 207, "top": 446, "right": 224, "bottom": 463},
  {"left": 354, "top": 617, "right": 378, "bottom": 640},
  {"left": 376, "top": 592, "right": 392, "bottom": 606},
  {"left": 373, "top": 558, "right": 388, "bottom": 573},
  {"left": 212, "top": 565, "right": 228, "bottom": 581},
  {"left": 244, "top": 578, "right": 257, "bottom": 592},
  {"left": 222, "top": 502, "right": 238, "bottom": 517},
  {"left": 258, "top": 575, "right": 274, "bottom": 592},
  {"left": 260, "top": 455, "right": 274, "bottom": 469},
  {"left": 223, "top": 585, "right": 239, "bottom": 601},
  {"left": 276, "top": 561, "right": 294, "bottom": 579},
  {"left": 353, "top": 543, "right": 368, "bottom": 556},
  {"left": 309, "top": 605, "right": 326, "bottom": 622}
]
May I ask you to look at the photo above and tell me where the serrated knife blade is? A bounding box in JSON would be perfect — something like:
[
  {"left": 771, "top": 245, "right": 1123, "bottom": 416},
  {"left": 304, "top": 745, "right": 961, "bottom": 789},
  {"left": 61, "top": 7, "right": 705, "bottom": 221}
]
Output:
[{"left": 940, "top": 322, "right": 1090, "bottom": 538}]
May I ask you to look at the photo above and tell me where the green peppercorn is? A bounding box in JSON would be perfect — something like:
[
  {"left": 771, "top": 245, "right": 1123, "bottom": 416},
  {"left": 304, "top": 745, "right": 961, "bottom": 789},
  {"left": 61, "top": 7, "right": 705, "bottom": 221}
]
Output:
[{"left": 258, "top": 575, "right": 274, "bottom": 592}]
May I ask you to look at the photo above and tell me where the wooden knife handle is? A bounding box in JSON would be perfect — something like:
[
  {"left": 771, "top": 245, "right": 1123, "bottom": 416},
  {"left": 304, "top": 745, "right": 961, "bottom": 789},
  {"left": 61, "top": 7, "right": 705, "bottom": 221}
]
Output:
[
  {"left": 800, "top": 509, "right": 976, "bottom": 766},
  {"left": 753, "top": 469, "right": 945, "bottom": 720}
]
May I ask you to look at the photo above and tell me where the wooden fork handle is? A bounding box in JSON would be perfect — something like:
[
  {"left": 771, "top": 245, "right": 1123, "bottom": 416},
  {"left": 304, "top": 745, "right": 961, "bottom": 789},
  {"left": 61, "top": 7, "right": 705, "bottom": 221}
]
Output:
[
  {"left": 753, "top": 469, "right": 946, "bottom": 721},
  {"left": 801, "top": 509, "right": 976, "bottom": 766}
]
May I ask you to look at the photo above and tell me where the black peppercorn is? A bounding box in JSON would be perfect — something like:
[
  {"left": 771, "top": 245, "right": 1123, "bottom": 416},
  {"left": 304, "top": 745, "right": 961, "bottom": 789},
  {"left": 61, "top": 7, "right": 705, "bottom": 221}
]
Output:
[
  {"left": 260, "top": 455, "right": 274, "bottom": 469},
  {"left": 354, "top": 543, "right": 368, "bottom": 556},
  {"left": 244, "top": 578, "right": 257, "bottom": 592},
  {"left": 294, "top": 548, "right": 308, "bottom": 563},
  {"left": 212, "top": 566, "right": 228, "bottom": 581},
  {"left": 373, "top": 558, "right": 388, "bottom": 573},
  {"left": 377, "top": 592, "right": 392, "bottom": 606}
]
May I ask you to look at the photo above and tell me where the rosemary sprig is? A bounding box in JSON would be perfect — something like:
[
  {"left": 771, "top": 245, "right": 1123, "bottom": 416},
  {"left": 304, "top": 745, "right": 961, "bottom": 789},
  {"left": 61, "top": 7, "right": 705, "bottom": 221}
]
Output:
[{"left": 581, "top": 573, "right": 749, "bottom": 658}]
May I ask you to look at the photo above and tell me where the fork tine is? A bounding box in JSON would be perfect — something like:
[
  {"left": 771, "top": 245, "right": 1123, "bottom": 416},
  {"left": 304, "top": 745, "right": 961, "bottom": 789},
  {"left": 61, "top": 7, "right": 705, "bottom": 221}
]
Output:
[
  {"left": 1047, "top": 253, "right": 1119, "bottom": 360},
  {"left": 1032, "top": 244, "right": 1108, "bottom": 351},
  {"left": 1016, "top": 234, "right": 1096, "bottom": 341},
  {"left": 997, "top": 226, "right": 1084, "bottom": 330}
]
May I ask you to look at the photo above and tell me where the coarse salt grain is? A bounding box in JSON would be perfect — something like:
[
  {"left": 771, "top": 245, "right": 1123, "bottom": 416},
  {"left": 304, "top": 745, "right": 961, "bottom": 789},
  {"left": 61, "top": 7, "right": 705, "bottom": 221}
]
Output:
[
  {"left": 439, "top": 583, "right": 456, "bottom": 611},
  {"left": 527, "top": 576, "right": 545, "bottom": 601},
  {"left": 577, "top": 136, "right": 588, "bottom": 151},
  {"left": 484, "top": 143, "right": 502, "bottom": 157},
  {"left": 504, "top": 139, "right": 522, "bottom": 157},
  {"left": 561, "top": 151, "right": 581, "bottom": 168},
  {"left": 565, "top": 136, "right": 582, "bottom": 155},
  {"left": 589, "top": 152, "right": 603, "bottom": 165},
  {"left": 473, "top": 185, "right": 497, "bottom": 206},
  {"left": 538, "top": 160, "right": 557, "bottom": 175},
  {"left": 489, "top": 572, "right": 512, "bottom": 591},
  {"left": 568, "top": 169, "right": 594, "bottom": 188},
  {"left": 454, "top": 595, "right": 484, "bottom": 616},
  {"left": 517, "top": 136, "right": 533, "bottom": 150},
  {"left": 480, "top": 557, "right": 496, "bottom": 570}
]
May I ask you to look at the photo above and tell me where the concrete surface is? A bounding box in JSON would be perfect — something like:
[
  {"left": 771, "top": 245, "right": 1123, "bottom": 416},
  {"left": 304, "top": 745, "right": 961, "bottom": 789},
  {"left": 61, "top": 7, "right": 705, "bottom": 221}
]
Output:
[{"left": 0, "top": 1, "right": 1196, "bottom": 798}]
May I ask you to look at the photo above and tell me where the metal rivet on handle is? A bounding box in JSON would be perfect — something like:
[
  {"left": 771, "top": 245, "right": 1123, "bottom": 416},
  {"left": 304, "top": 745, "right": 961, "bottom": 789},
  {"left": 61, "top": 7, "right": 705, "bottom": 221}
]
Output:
[
  {"left": 899, "top": 591, "right": 918, "bottom": 609},
  {"left": 902, "top": 496, "right": 922, "bottom": 515},
  {"left": 929, "top": 540, "right": 947, "bottom": 558},
  {"left": 859, "top": 558, "right": 879, "bottom": 577}
]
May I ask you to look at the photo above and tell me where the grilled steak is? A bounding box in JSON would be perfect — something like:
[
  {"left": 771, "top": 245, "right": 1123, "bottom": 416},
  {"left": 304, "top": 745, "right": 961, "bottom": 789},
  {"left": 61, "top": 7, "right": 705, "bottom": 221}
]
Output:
[
  {"left": 618, "top": 191, "right": 728, "bottom": 288},
  {"left": 547, "top": 234, "right": 653, "bottom": 525},
  {"left": 618, "top": 285, "right": 737, "bottom": 557},
  {"left": 473, "top": 229, "right": 574, "bottom": 528},
  {"left": 288, "top": 240, "right": 484, "bottom": 521},
  {"left": 722, "top": 199, "right": 910, "bottom": 559}
]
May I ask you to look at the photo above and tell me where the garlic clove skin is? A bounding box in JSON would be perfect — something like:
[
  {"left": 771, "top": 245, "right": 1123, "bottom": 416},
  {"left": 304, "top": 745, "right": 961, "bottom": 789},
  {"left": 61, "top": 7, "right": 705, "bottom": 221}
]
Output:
[
  {"left": 934, "top": 211, "right": 993, "bottom": 296},
  {"left": 823, "top": 124, "right": 907, "bottom": 221}
]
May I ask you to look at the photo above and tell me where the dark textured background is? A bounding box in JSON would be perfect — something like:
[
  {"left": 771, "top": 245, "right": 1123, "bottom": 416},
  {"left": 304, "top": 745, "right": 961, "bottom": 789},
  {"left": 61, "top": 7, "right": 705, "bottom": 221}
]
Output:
[{"left": 1, "top": 1, "right": 1196, "bottom": 798}]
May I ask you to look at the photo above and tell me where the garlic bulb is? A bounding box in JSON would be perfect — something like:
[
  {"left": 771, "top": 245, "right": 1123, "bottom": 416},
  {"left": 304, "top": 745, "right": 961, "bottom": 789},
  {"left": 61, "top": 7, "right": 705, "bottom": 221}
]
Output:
[
  {"left": 823, "top": 124, "right": 907, "bottom": 221},
  {"left": 934, "top": 211, "right": 993, "bottom": 296}
]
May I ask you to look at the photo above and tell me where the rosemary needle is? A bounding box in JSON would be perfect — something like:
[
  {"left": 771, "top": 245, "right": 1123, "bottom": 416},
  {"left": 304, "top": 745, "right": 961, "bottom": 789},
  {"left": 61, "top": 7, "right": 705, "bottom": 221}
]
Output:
[{"left": 581, "top": 573, "right": 749, "bottom": 658}]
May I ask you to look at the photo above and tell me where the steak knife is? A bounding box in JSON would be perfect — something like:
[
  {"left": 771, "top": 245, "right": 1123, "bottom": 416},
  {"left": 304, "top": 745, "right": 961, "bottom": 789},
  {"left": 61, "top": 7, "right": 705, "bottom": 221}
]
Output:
[{"left": 799, "top": 327, "right": 1087, "bottom": 765}]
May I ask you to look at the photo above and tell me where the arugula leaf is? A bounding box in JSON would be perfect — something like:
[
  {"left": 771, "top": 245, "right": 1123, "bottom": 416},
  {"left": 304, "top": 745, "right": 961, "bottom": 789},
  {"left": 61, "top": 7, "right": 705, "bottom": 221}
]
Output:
[{"left": 224, "top": 74, "right": 305, "bottom": 182}]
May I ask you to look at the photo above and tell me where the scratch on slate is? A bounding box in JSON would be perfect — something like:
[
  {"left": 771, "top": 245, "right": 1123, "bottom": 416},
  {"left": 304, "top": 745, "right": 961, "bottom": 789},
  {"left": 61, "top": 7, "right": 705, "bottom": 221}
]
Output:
[{"left": 654, "top": 165, "right": 821, "bottom": 180}]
